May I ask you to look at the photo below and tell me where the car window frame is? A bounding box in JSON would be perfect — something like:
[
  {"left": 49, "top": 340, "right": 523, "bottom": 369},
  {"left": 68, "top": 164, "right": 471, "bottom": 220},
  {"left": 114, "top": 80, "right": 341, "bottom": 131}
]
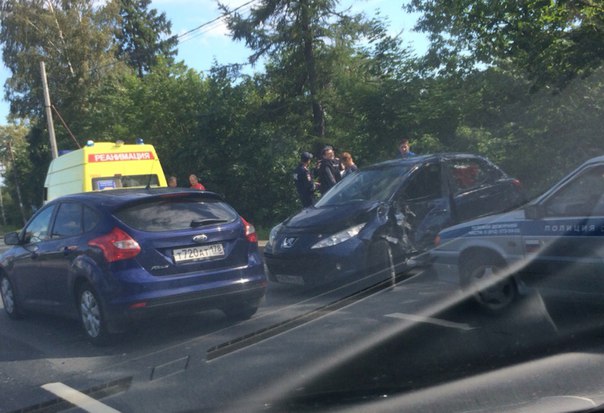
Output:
[
  {"left": 446, "top": 156, "right": 502, "bottom": 195},
  {"left": 540, "top": 163, "right": 604, "bottom": 218},
  {"left": 51, "top": 201, "right": 85, "bottom": 239},
  {"left": 20, "top": 203, "right": 58, "bottom": 245},
  {"left": 396, "top": 161, "right": 444, "bottom": 203}
]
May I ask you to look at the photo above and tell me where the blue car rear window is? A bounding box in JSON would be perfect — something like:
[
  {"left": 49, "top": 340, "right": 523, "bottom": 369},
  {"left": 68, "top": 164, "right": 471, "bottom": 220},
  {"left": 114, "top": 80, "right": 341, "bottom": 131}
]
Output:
[{"left": 114, "top": 198, "right": 239, "bottom": 231}]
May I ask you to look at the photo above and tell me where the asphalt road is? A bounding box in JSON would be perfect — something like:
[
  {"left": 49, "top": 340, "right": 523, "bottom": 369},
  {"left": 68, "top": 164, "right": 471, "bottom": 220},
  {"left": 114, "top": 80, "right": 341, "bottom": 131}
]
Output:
[{"left": 3, "top": 261, "right": 604, "bottom": 412}]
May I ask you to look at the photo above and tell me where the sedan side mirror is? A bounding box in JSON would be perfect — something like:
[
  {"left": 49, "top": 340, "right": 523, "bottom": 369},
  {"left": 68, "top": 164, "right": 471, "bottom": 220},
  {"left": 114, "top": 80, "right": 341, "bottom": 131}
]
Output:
[
  {"left": 4, "top": 231, "right": 20, "bottom": 246},
  {"left": 524, "top": 204, "right": 544, "bottom": 220}
]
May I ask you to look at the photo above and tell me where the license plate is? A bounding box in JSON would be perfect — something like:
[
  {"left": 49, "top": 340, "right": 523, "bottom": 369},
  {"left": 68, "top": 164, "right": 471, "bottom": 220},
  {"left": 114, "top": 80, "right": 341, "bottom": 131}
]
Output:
[
  {"left": 173, "top": 244, "right": 225, "bottom": 263},
  {"left": 275, "top": 274, "right": 305, "bottom": 285}
]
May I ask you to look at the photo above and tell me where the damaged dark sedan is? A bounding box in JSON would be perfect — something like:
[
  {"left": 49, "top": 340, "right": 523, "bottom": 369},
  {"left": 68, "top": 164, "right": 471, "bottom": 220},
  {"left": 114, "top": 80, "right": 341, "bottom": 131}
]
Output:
[{"left": 263, "top": 154, "right": 525, "bottom": 286}]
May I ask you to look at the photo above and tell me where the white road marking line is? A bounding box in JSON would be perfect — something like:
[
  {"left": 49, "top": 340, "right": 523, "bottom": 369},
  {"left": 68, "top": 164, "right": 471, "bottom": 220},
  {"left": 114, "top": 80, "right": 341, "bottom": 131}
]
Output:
[
  {"left": 385, "top": 312, "right": 476, "bottom": 331},
  {"left": 41, "top": 382, "right": 120, "bottom": 413}
]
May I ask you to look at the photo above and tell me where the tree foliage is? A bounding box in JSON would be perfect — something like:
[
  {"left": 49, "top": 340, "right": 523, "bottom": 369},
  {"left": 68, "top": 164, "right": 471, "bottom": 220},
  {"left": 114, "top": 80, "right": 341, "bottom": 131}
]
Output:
[
  {"left": 0, "top": 0, "right": 120, "bottom": 121},
  {"left": 408, "top": 0, "right": 604, "bottom": 90},
  {"left": 0, "top": 0, "right": 602, "bottom": 230},
  {"left": 220, "top": 0, "right": 376, "bottom": 138},
  {"left": 115, "top": 0, "right": 178, "bottom": 78}
]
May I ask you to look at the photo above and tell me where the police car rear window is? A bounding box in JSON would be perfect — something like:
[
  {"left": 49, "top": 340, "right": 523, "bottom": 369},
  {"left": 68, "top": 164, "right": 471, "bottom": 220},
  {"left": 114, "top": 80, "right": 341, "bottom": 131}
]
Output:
[{"left": 114, "top": 198, "right": 238, "bottom": 232}]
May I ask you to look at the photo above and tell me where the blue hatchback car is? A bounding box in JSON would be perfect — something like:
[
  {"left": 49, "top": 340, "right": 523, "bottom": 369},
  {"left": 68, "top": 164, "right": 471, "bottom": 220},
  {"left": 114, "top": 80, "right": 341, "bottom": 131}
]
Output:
[{"left": 0, "top": 188, "right": 267, "bottom": 344}]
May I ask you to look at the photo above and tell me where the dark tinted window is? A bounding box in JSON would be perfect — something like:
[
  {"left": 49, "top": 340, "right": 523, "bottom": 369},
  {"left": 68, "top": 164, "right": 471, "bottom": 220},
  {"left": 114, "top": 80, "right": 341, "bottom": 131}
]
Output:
[
  {"left": 52, "top": 203, "right": 83, "bottom": 238},
  {"left": 23, "top": 205, "right": 56, "bottom": 243},
  {"left": 115, "top": 198, "right": 239, "bottom": 231},
  {"left": 83, "top": 205, "right": 101, "bottom": 232},
  {"left": 448, "top": 158, "right": 502, "bottom": 193},
  {"left": 404, "top": 163, "right": 442, "bottom": 200}
]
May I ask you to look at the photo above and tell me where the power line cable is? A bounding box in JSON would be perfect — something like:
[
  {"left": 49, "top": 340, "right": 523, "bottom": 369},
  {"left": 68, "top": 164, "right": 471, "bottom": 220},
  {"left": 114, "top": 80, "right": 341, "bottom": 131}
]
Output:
[{"left": 177, "top": 0, "right": 257, "bottom": 42}]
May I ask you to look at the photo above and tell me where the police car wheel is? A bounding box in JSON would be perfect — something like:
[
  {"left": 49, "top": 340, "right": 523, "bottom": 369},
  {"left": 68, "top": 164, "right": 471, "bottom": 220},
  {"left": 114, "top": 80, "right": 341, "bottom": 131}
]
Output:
[{"left": 463, "top": 255, "right": 517, "bottom": 313}]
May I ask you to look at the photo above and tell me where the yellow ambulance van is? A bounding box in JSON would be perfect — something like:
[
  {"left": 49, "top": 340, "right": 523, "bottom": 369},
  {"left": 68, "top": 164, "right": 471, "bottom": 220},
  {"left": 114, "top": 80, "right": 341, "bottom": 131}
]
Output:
[{"left": 44, "top": 140, "right": 167, "bottom": 202}]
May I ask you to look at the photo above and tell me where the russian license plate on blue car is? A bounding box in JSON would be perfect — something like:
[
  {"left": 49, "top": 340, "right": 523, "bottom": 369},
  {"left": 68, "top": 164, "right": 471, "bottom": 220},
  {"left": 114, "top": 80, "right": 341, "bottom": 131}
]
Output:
[{"left": 173, "top": 244, "right": 225, "bottom": 263}]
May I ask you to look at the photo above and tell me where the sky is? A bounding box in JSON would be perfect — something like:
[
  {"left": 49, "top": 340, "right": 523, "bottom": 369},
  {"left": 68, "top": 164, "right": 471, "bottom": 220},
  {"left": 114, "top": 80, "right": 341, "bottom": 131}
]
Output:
[{"left": 0, "top": 0, "right": 428, "bottom": 123}]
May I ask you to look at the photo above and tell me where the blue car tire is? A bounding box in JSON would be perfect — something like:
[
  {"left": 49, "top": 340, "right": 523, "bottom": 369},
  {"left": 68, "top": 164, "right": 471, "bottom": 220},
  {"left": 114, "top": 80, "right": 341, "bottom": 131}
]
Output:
[
  {"left": 78, "top": 283, "right": 113, "bottom": 346},
  {"left": 1, "top": 275, "right": 24, "bottom": 320}
]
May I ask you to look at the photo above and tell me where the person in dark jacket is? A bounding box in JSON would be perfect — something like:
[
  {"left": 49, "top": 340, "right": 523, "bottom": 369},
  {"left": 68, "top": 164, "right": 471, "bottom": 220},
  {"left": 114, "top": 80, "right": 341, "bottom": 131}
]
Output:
[
  {"left": 318, "top": 146, "right": 342, "bottom": 195},
  {"left": 293, "top": 152, "right": 317, "bottom": 208}
]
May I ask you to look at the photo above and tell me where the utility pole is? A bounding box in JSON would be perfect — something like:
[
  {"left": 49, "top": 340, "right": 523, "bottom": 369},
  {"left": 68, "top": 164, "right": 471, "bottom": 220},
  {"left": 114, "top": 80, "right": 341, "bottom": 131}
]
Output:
[
  {"left": 0, "top": 163, "right": 6, "bottom": 226},
  {"left": 40, "top": 61, "right": 59, "bottom": 159}
]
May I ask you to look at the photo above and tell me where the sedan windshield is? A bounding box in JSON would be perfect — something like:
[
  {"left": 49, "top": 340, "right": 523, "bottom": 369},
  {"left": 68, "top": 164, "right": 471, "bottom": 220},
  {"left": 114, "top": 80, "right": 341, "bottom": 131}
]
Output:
[{"left": 315, "top": 163, "right": 413, "bottom": 207}]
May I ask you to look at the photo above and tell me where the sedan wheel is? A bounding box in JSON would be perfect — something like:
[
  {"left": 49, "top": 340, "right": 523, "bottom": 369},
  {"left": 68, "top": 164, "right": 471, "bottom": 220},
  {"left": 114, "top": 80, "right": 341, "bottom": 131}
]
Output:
[
  {"left": 1, "top": 276, "right": 23, "bottom": 319},
  {"left": 78, "top": 284, "right": 112, "bottom": 345},
  {"left": 464, "top": 255, "right": 517, "bottom": 313}
]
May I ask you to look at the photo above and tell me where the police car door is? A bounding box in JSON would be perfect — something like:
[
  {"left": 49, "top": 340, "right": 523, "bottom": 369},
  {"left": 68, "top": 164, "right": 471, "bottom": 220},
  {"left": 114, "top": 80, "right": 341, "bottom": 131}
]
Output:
[{"left": 524, "top": 163, "right": 604, "bottom": 304}]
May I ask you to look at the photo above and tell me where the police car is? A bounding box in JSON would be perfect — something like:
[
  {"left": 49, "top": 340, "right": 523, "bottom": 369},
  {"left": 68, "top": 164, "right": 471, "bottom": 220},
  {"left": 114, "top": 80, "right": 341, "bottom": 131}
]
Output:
[{"left": 432, "top": 155, "right": 604, "bottom": 313}]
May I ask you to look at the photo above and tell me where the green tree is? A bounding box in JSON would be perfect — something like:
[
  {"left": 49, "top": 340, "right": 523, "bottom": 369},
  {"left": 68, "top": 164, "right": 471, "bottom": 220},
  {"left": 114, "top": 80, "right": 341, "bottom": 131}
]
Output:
[
  {"left": 0, "top": 0, "right": 121, "bottom": 122},
  {"left": 115, "top": 0, "right": 178, "bottom": 78},
  {"left": 408, "top": 0, "right": 604, "bottom": 90},
  {"left": 221, "top": 0, "right": 375, "bottom": 139},
  {"left": 0, "top": 123, "right": 47, "bottom": 225},
  {"left": 325, "top": 20, "right": 426, "bottom": 162}
]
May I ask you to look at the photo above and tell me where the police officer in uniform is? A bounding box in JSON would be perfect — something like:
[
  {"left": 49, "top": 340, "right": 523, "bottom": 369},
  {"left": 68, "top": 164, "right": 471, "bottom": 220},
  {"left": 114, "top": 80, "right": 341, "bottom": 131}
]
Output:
[{"left": 294, "top": 152, "right": 317, "bottom": 208}]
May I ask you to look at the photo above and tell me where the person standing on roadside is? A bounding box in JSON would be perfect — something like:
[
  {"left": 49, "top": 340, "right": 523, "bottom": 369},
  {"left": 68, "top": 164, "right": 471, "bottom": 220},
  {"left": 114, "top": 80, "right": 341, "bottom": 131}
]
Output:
[
  {"left": 340, "top": 152, "right": 358, "bottom": 178},
  {"left": 399, "top": 138, "right": 416, "bottom": 158},
  {"left": 318, "top": 146, "right": 342, "bottom": 195},
  {"left": 293, "top": 152, "right": 317, "bottom": 208},
  {"left": 189, "top": 174, "right": 206, "bottom": 190},
  {"left": 168, "top": 176, "right": 178, "bottom": 187}
]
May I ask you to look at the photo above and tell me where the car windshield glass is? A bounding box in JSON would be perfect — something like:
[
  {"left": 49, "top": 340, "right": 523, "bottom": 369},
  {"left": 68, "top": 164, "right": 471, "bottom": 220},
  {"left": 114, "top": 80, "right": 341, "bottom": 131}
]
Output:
[
  {"left": 315, "top": 163, "right": 413, "bottom": 206},
  {"left": 114, "top": 198, "right": 238, "bottom": 231}
]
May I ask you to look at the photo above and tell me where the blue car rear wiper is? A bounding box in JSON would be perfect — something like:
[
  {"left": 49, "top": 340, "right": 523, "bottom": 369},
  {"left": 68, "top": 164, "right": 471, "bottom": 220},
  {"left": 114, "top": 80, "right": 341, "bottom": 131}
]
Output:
[{"left": 190, "top": 219, "right": 228, "bottom": 228}]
